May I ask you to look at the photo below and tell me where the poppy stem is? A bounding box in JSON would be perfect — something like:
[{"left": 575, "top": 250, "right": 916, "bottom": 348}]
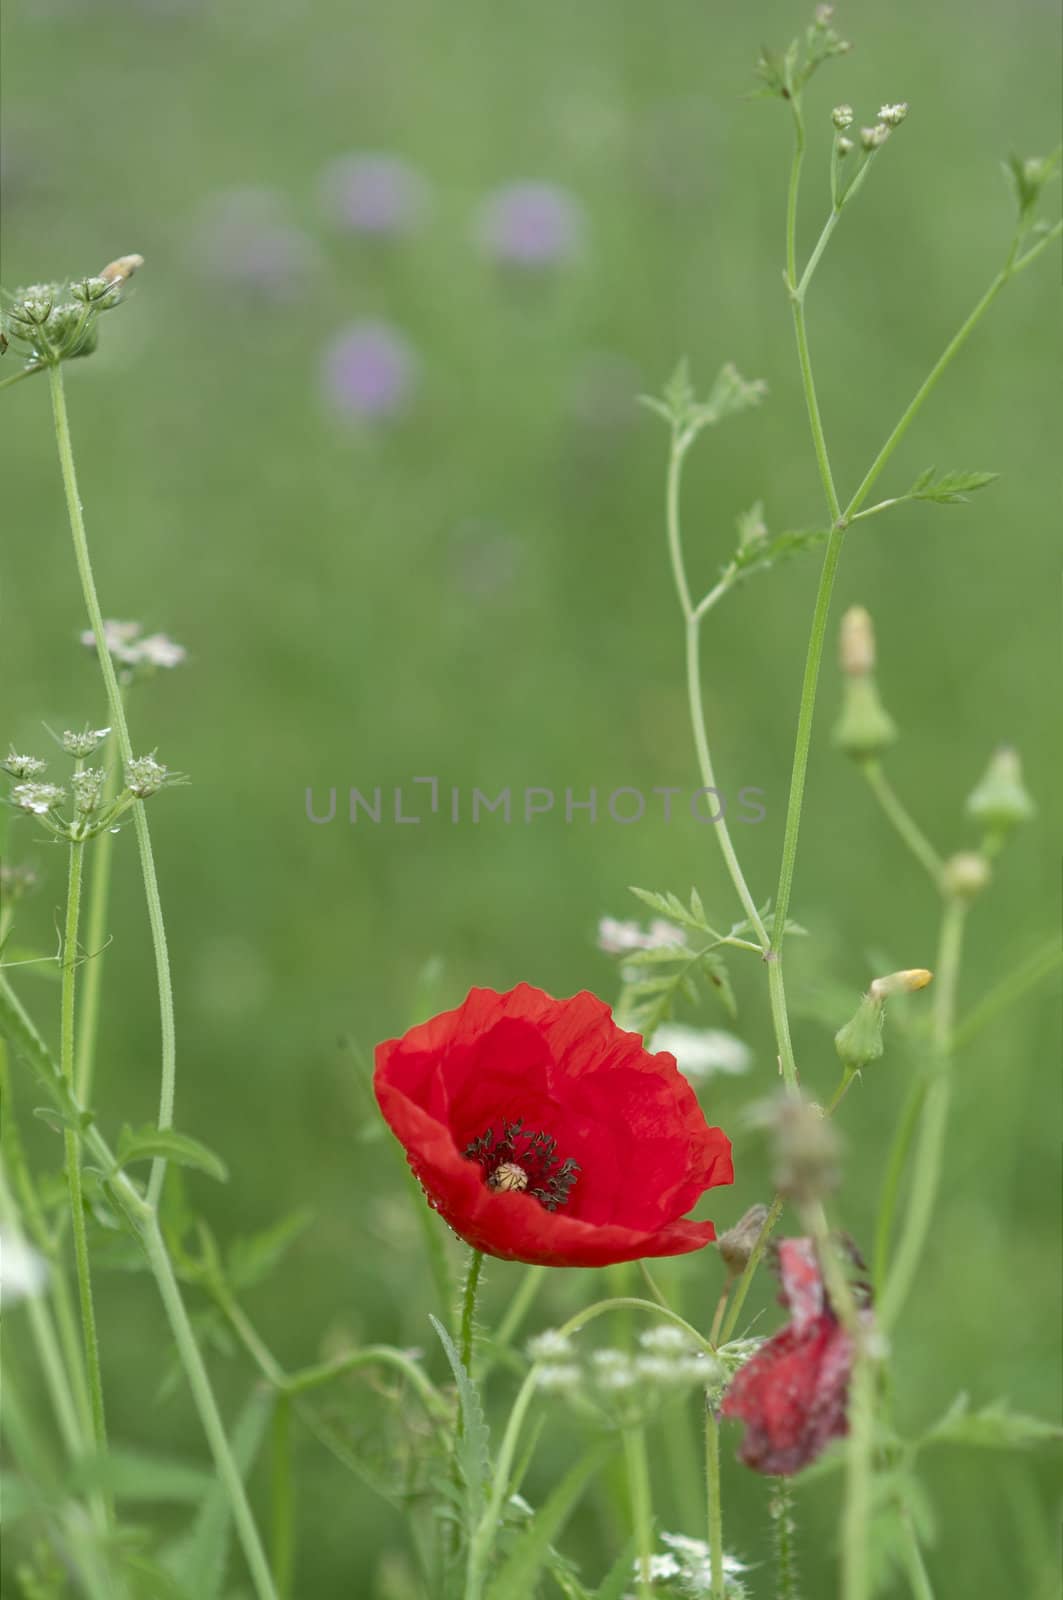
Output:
[
  {"left": 459, "top": 1248, "right": 485, "bottom": 1375},
  {"left": 622, "top": 1426, "right": 655, "bottom": 1600},
  {"left": 704, "top": 1406, "right": 726, "bottom": 1600}
]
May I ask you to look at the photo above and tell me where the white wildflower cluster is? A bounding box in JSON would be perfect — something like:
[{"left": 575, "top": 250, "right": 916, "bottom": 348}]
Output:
[
  {"left": 625, "top": 1533, "right": 752, "bottom": 1597},
  {"left": 125, "top": 753, "right": 169, "bottom": 799},
  {"left": 81, "top": 620, "right": 187, "bottom": 675},
  {"left": 831, "top": 103, "right": 853, "bottom": 129},
  {"left": 71, "top": 768, "right": 106, "bottom": 815},
  {"left": 529, "top": 1323, "right": 723, "bottom": 1427},
  {"left": 651, "top": 1024, "right": 752, "bottom": 1081},
  {"left": 11, "top": 782, "right": 66, "bottom": 816},
  {"left": 0, "top": 1227, "right": 50, "bottom": 1307},
  {"left": 62, "top": 726, "right": 111, "bottom": 758},
  {"left": 597, "top": 916, "right": 685, "bottom": 955},
  {"left": 4, "top": 752, "right": 47, "bottom": 779}
]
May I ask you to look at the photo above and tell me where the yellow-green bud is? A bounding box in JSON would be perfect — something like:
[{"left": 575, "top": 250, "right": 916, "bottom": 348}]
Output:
[
  {"left": 868, "top": 968, "right": 933, "bottom": 1001},
  {"left": 833, "top": 676, "right": 897, "bottom": 759},
  {"left": 943, "top": 851, "right": 991, "bottom": 900},
  {"left": 834, "top": 992, "right": 884, "bottom": 1070},
  {"left": 965, "top": 746, "right": 1035, "bottom": 832}
]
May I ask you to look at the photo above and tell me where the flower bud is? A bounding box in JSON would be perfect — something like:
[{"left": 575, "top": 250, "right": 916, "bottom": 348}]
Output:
[
  {"left": 717, "top": 1203, "right": 771, "bottom": 1276},
  {"left": 11, "top": 782, "right": 66, "bottom": 816},
  {"left": 836, "top": 136, "right": 854, "bottom": 157},
  {"left": 965, "top": 746, "right": 1035, "bottom": 832},
  {"left": 832, "top": 104, "right": 854, "bottom": 130},
  {"left": 868, "top": 968, "right": 933, "bottom": 1002},
  {"left": 832, "top": 675, "right": 897, "bottom": 759},
  {"left": 878, "top": 102, "right": 909, "bottom": 127},
  {"left": 839, "top": 606, "right": 876, "bottom": 677},
  {"left": 98, "top": 254, "right": 144, "bottom": 287},
  {"left": 834, "top": 992, "right": 884, "bottom": 1070},
  {"left": 943, "top": 851, "right": 991, "bottom": 900},
  {"left": 860, "top": 124, "right": 890, "bottom": 150}
]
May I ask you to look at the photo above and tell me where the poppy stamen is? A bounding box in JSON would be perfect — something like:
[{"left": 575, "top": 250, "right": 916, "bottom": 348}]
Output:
[{"left": 464, "top": 1117, "right": 581, "bottom": 1211}]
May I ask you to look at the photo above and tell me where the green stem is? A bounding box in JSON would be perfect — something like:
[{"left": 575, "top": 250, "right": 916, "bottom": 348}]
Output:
[
  {"left": 483, "top": 1264, "right": 546, "bottom": 1373},
  {"left": 843, "top": 241, "right": 1022, "bottom": 522},
  {"left": 951, "top": 939, "right": 1061, "bottom": 1052},
  {"left": 139, "top": 1213, "right": 279, "bottom": 1600},
  {"left": 872, "top": 1075, "right": 928, "bottom": 1293},
  {"left": 623, "top": 1427, "right": 655, "bottom": 1600},
  {"left": 719, "top": 1194, "right": 784, "bottom": 1344},
  {"left": 271, "top": 1395, "right": 295, "bottom": 1600},
  {"left": 880, "top": 898, "right": 966, "bottom": 1330},
  {"left": 0, "top": 364, "right": 44, "bottom": 392},
  {"left": 900, "top": 1503, "right": 937, "bottom": 1600},
  {"left": 48, "top": 362, "right": 177, "bottom": 1209},
  {"left": 459, "top": 1247, "right": 484, "bottom": 1374},
  {"left": 667, "top": 437, "right": 769, "bottom": 949},
  {"left": 861, "top": 761, "right": 946, "bottom": 888},
  {"left": 841, "top": 1347, "right": 875, "bottom": 1600},
  {"left": 704, "top": 1406, "right": 726, "bottom": 1600},
  {"left": 59, "top": 832, "right": 112, "bottom": 1518},
  {"left": 74, "top": 728, "right": 121, "bottom": 1103}
]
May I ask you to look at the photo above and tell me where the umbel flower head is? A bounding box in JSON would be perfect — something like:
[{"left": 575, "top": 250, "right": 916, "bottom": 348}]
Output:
[
  {"left": 720, "top": 1236, "right": 869, "bottom": 1475},
  {"left": 374, "top": 984, "right": 733, "bottom": 1266}
]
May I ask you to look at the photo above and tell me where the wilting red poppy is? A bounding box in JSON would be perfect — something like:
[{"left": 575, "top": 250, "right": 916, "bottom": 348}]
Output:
[
  {"left": 720, "top": 1237, "right": 862, "bottom": 1475},
  {"left": 373, "top": 984, "right": 733, "bottom": 1267}
]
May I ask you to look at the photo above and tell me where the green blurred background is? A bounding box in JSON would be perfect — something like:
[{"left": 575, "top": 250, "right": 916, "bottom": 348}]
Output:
[{"left": 2, "top": 0, "right": 1059, "bottom": 1593}]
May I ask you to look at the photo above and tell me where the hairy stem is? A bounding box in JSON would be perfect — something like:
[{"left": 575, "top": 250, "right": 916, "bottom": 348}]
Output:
[
  {"left": 704, "top": 1406, "right": 726, "bottom": 1600},
  {"left": 74, "top": 729, "right": 121, "bottom": 1103},
  {"left": 48, "top": 362, "right": 177, "bottom": 1208},
  {"left": 59, "top": 832, "right": 112, "bottom": 1520},
  {"left": 459, "top": 1247, "right": 484, "bottom": 1374},
  {"left": 623, "top": 1426, "right": 655, "bottom": 1600}
]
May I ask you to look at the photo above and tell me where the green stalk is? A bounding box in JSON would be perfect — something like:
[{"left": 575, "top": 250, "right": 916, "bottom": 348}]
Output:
[
  {"left": 872, "top": 1075, "right": 928, "bottom": 1293},
  {"left": 59, "top": 830, "right": 112, "bottom": 1518},
  {"left": 718, "top": 1195, "right": 784, "bottom": 1344},
  {"left": 459, "top": 1247, "right": 484, "bottom": 1374},
  {"left": 139, "top": 1212, "right": 279, "bottom": 1600},
  {"left": 879, "top": 899, "right": 967, "bottom": 1330},
  {"left": 48, "top": 362, "right": 177, "bottom": 1208},
  {"left": 271, "top": 1395, "right": 295, "bottom": 1600},
  {"left": 704, "top": 1406, "right": 726, "bottom": 1600},
  {"left": 861, "top": 761, "right": 946, "bottom": 888},
  {"left": 74, "top": 729, "right": 121, "bottom": 1102},
  {"left": 622, "top": 1426, "right": 655, "bottom": 1600},
  {"left": 0, "top": 975, "right": 278, "bottom": 1600},
  {"left": 841, "top": 1351, "right": 875, "bottom": 1600}
]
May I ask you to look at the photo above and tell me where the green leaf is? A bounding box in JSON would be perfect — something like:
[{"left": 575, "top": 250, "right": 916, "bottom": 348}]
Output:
[
  {"left": 163, "top": 1388, "right": 273, "bottom": 1599},
  {"left": 908, "top": 467, "right": 999, "bottom": 505},
  {"left": 1003, "top": 147, "right": 1061, "bottom": 219},
  {"left": 71, "top": 1448, "right": 216, "bottom": 1504},
  {"left": 117, "top": 1124, "right": 228, "bottom": 1183},
  {"left": 486, "top": 1441, "right": 611, "bottom": 1600},
  {"left": 33, "top": 1104, "right": 78, "bottom": 1135},
  {"left": 700, "top": 947, "right": 737, "bottom": 1020},
  {"left": 226, "top": 1207, "right": 314, "bottom": 1291},
  {"left": 922, "top": 1394, "right": 1063, "bottom": 1452},
  {"left": 429, "top": 1315, "right": 491, "bottom": 1536},
  {"left": 0, "top": 947, "right": 61, "bottom": 981},
  {"left": 628, "top": 886, "right": 714, "bottom": 935},
  {"left": 592, "top": 1534, "right": 641, "bottom": 1600},
  {"left": 733, "top": 525, "right": 827, "bottom": 578}
]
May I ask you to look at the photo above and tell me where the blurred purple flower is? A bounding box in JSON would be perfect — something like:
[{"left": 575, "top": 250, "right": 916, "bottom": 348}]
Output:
[
  {"left": 476, "top": 181, "right": 585, "bottom": 268},
  {"left": 319, "top": 152, "right": 430, "bottom": 237},
  {"left": 191, "top": 188, "right": 319, "bottom": 303},
  {"left": 321, "top": 321, "right": 418, "bottom": 422}
]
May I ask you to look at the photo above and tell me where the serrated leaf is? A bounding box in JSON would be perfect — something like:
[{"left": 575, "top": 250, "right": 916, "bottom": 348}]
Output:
[
  {"left": 226, "top": 1207, "right": 314, "bottom": 1291},
  {"left": 162, "top": 1388, "right": 272, "bottom": 1599},
  {"left": 922, "top": 1394, "right": 1063, "bottom": 1452},
  {"left": 117, "top": 1124, "right": 228, "bottom": 1184},
  {"left": 733, "top": 525, "right": 828, "bottom": 578},
  {"left": 628, "top": 886, "right": 710, "bottom": 935},
  {"left": 908, "top": 468, "right": 998, "bottom": 505},
  {"left": 486, "top": 1441, "right": 611, "bottom": 1600},
  {"left": 429, "top": 1315, "right": 491, "bottom": 1536},
  {"left": 700, "top": 948, "right": 736, "bottom": 1020}
]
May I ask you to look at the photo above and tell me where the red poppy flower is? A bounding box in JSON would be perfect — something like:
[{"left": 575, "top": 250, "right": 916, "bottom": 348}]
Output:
[
  {"left": 373, "top": 983, "right": 734, "bottom": 1267},
  {"left": 720, "top": 1237, "right": 861, "bottom": 1475}
]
